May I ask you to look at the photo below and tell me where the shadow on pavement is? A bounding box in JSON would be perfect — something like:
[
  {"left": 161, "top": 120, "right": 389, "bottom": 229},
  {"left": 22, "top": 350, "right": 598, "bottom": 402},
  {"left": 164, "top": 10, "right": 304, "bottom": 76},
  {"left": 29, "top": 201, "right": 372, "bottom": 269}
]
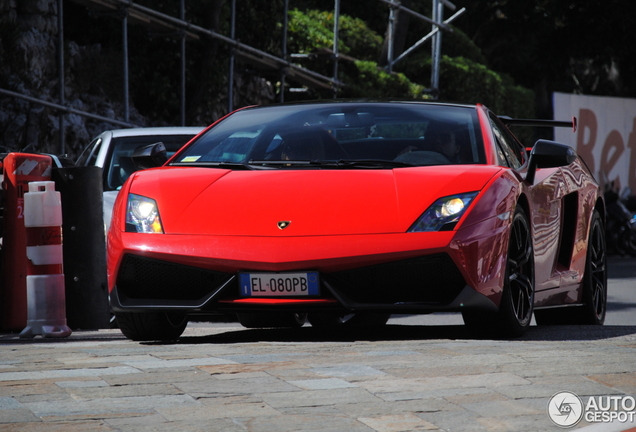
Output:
[
  {"left": 0, "top": 330, "right": 127, "bottom": 344},
  {"left": 1, "top": 323, "right": 634, "bottom": 345},
  {"left": 159, "top": 323, "right": 636, "bottom": 346}
]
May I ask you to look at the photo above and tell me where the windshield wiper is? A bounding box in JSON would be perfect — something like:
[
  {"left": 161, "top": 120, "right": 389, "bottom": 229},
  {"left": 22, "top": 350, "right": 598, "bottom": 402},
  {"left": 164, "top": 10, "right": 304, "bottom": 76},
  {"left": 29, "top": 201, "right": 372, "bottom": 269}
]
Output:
[
  {"left": 171, "top": 161, "right": 254, "bottom": 170},
  {"left": 248, "top": 159, "right": 414, "bottom": 169},
  {"left": 332, "top": 159, "right": 414, "bottom": 168},
  {"left": 248, "top": 160, "right": 322, "bottom": 167}
]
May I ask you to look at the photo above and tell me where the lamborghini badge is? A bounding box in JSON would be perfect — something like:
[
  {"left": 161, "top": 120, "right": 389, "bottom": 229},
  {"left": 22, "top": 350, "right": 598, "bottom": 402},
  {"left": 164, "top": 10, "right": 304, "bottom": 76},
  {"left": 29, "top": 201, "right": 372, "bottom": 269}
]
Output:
[{"left": 277, "top": 221, "right": 291, "bottom": 230}]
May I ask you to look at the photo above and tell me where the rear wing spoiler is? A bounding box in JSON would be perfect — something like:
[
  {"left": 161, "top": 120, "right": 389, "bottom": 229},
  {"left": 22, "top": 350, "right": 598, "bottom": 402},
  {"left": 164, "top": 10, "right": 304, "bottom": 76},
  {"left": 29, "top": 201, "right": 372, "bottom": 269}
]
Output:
[{"left": 498, "top": 116, "right": 577, "bottom": 133}]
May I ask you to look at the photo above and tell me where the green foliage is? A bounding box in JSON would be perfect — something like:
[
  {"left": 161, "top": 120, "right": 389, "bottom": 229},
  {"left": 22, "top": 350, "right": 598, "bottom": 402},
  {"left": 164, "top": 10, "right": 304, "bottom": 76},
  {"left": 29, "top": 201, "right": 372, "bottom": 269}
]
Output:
[
  {"left": 396, "top": 51, "right": 534, "bottom": 118},
  {"left": 334, "top": 12, "right": 384, "bottom": 61},
  {"left": 287, "top": 9, "right": 382, "bottom": 60},
  {"left": 453, "top": 0, "right": 636, "bottom": 99},
  {"left": 60, "top": 1, "right": 537, "bottom": 125},
  {"left": 438, "top": 56, "right": 535, "bottom": 144},
  {"left": 439, "top": 56, "right": 505, "bottom": 110},
  {"left": 287, "top": 10, "right": 338, "bottom": 54},
  {"left": 400, "top": 23, "right": 488, "bottom": 68},
  {"left": 340, "top": 60, "right": 427, "bottom": 99},
  {"left": 498, "top": 75, "right": 535, "bottom": 120},
  {"left": 287, "top": 10, "right": 424, "bottom": 99},
  {"left": 499, "top": 76, "right": 537, "bottom": 146},
  {"left": 442, "top": 27, "right": 488, "bottom": 66},
  {"left": 284, "top": 6, "right": 537, "bottom": 133}
]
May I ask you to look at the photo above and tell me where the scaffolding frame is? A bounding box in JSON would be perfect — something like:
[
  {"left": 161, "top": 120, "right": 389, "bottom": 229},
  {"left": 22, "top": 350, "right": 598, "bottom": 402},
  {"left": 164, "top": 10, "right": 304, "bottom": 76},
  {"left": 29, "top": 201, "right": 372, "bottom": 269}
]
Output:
[
  {"left": 381, "top": 0, "right": 465, "bottom": 97},
  {"left": 1, "top": 0, "right": 460, "bottom": 155}
]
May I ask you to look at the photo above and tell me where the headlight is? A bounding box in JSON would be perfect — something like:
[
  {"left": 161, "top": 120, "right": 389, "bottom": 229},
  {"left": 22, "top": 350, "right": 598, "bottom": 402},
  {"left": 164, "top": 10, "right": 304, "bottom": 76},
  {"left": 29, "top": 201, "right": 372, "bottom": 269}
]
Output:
[
  {"left": 125, "top": 194, "right": 164, "bottom": 233},
  {"left": 408, "top": 192, "right": 478, "bottom": 232}
]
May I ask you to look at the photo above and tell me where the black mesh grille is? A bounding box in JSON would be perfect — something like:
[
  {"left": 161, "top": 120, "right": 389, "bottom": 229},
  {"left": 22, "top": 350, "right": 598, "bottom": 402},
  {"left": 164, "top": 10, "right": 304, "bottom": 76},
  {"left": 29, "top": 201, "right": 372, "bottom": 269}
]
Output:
[
  {"left": 328, "top": 254, "right": 466, "bottom": 305},
  {"left": 117, "top": 254, "right": 232, "bottom": 301}
]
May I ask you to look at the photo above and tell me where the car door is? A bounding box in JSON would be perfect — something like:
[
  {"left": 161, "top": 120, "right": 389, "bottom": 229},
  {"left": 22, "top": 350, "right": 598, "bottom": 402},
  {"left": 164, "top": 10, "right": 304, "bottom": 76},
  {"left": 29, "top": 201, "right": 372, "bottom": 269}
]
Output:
[{"left": 489, "top": 114, "right": 568, "bottom": 296}]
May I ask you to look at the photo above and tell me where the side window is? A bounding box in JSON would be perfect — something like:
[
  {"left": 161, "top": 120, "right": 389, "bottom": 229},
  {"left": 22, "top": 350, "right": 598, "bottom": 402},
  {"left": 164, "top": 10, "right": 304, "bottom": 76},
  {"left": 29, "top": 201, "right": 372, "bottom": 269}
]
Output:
[
  {"left": 494, "top": 140, "right": 510, "bottom": 168},
  {"left": 489, "top": 115, "right": 523, "bottom": 169},
  {"left": 76, "top": 137, "right": 102, "bottom": 167}
]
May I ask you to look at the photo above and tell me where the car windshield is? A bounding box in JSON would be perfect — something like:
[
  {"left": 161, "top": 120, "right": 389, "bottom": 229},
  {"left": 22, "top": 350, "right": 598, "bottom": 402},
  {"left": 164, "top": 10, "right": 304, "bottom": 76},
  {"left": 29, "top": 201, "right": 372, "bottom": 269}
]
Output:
[
  {"left": 106, "top": 134, "right": 196, "bottom": 190},
  {"left": 172, "top": 103, "right": 485, "bottom": 169}
]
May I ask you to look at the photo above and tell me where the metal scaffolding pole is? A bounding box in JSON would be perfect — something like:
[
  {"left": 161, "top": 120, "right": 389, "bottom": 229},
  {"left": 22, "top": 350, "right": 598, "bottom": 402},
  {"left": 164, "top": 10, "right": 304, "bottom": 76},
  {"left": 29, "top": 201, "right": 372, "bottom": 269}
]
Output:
[
  {"left": 391, "top": 7, "right": 464, "bottom": 68},
  {"left": 430, "top": 0, "right": 444, "bottom": 97},
  {"left": 180, "top": 0, "right": 186, "bottom": 125},
  {"left": 228, "top": 0, "right": 236, "bottom": 113},
  {"left": 103, "top": 0, "right": 341, "bottom": 89},
  {"left": 280, "top": 0, "right": 289, "bottom": 103},
  {"left": 57, "top": 0, "right": 65, "bottom": 154},
  {"left": 332, "top": 0, "right": 340, "bottom": 98},
  {"left": 381, "top": 0, "right": 459, "bottom": 92},
  {"left": 386, "top": 2, "right": 396, "bottom": 73},
  {"left": 379, "top": 0, "right": 452, "bottom": 32},
  {"left": 121, "top": 6, "right": 130, "bottom": 122},
  {"left": 4, "top": 0, "right": 347, "bottom": 146},
  {"left": 0, "top": 88, "right": 138, "bottom": 128}
]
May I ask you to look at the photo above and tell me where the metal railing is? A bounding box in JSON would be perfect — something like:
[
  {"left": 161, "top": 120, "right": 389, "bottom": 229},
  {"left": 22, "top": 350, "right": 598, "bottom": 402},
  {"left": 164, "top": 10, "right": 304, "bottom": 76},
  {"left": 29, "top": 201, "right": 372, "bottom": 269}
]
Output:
[{"left": 1, "top": 0, "right": 461, "bottom": 155}]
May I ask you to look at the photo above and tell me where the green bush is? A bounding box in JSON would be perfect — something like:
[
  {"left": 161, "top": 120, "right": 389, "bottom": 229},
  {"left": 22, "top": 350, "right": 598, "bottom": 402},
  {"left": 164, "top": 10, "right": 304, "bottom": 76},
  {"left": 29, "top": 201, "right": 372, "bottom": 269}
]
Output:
[
  {"left": 340, "top": 60, "right": 427, "bottom": 99},
  {"left": 287, "top": 10, "right": 426, "bottom": 99},
  {"left": 287, "top": 9, "right": 382, "bottom": 60},
  {"left": 397, "top": 53, "right": 534, "bottom": 116},
  {"left": 441, "top": 26, "right": 488, "bottom": 66},
  {"left": 285, "top": 8, "right": 535, "bottom": 106},
  {"left": 498, "top": 74, "right": 535, "bottom": 119},
  {"left": 439, "top": 55, "right": 505, "bottom": 110}
]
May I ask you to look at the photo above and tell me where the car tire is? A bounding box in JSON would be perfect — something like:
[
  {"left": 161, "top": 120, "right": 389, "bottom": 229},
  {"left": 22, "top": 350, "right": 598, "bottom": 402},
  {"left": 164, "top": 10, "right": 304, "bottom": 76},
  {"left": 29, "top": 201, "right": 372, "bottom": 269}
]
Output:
[
  {"left": 535, "top": 210, "right": 607, "bottom": 325},
  {"left": 307, "top": 312, "right": 391, "bottom": 327},
  {"left": 236, "top": 312, "right": 307, "bottom": 329},
  {"left": 115, "top": 312, "right": 188, "bottom": 341},
  {"left": 462, "top": 205, "right": 535, "bottom": 338}
]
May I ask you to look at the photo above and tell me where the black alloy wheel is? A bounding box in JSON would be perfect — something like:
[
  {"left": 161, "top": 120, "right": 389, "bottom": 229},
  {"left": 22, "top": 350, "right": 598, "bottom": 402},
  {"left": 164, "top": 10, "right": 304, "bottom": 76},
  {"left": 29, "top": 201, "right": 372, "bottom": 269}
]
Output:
[
  {"left": 463, "top": 205, "right": 535, "bottom": 337},
  {"left": 583, "top": 210, "right": 608, "bottom": 323},
  {"left": 504, "top": 206, "right": 535, "bottom": 330}
]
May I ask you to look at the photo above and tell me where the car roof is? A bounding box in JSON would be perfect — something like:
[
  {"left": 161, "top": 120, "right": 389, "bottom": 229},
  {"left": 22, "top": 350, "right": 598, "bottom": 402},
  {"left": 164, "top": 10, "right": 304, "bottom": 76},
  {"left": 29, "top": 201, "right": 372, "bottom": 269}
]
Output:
[
  {"left": 239, "top": 100, "right": 480, "bottom": 111},
  {"left": 107, "top": 126, "right": 206, "bottom": 138}
]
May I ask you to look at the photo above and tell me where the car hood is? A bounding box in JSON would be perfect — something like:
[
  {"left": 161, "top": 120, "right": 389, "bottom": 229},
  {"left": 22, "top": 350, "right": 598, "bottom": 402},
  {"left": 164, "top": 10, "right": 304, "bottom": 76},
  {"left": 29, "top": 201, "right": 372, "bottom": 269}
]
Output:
[{"left": 127, "top": 166, "right": 502, "bottom": 236}]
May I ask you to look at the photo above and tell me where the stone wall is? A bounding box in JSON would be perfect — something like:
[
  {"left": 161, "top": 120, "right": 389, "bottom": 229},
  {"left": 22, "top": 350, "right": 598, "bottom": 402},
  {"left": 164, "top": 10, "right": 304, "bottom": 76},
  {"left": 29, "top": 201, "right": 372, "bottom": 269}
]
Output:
[
  {"left": 0, "top": 0, "right": 145, "bottom": 159},
  {"left": 0, "top": 0, "right": 276, "bottom": 160}
]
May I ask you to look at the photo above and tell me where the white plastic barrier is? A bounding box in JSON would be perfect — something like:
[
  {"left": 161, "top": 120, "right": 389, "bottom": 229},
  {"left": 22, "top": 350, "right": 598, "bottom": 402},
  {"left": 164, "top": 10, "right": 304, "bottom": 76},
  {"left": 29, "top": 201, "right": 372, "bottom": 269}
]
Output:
[{"left": 19, "top": 181, "right": 72, "bottom": 338}]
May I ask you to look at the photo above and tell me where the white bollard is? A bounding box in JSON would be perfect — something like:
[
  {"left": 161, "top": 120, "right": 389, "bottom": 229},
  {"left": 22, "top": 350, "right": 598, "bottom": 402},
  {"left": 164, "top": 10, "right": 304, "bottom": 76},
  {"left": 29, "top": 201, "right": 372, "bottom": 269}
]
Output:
[{"left": 19, "top": 181, "right": 72, "bottom": 338}]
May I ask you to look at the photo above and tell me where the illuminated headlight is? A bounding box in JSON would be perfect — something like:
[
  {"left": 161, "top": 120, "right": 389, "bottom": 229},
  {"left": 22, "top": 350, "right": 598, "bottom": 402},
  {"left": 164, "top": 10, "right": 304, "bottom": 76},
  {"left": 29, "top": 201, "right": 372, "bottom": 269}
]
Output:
[
  {"left": 125, "top": 194, "right": 164, "bottom": 233},
  {"left": 408, "top": 192, "right": 478, "bottom": 232}
]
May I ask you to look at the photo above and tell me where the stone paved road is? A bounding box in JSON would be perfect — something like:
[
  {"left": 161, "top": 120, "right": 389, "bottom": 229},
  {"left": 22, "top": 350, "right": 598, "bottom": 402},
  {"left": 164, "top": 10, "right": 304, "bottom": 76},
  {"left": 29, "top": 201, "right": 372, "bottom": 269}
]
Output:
[
  {"left": 1, "top": 256, "right": 635, "bottom": 431},
  {"left": 1, "top": 323, "right": 635, "bottom": 432}
]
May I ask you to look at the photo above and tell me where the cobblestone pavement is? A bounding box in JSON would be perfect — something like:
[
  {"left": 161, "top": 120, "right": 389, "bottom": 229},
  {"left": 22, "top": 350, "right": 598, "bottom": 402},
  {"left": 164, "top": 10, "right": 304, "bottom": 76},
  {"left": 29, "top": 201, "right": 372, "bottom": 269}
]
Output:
[{"left": 1, "top": 323, "right": 635, "bottom": 432}]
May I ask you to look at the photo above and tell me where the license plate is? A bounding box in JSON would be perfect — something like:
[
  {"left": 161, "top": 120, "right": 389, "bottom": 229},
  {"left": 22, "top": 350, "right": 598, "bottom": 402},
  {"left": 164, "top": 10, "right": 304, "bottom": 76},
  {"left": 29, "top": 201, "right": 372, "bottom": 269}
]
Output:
[{"left": 239, "top": 272, "right": 320, "bottom": 297}]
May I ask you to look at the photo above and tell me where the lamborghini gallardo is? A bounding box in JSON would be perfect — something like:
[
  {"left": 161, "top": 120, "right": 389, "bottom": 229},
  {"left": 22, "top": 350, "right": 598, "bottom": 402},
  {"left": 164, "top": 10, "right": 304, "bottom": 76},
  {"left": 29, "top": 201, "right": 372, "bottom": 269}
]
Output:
[{"left": 106, "top": 101, "right": 607, "bottom": 340}]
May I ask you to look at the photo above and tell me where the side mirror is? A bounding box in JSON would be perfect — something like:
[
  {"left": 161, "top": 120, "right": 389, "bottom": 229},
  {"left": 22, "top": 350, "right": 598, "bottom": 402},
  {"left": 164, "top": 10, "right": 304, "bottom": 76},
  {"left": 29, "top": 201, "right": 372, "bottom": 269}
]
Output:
[
  {"left": 525, "top": 139, "right": 576, "bottom": 184},
  {"left": 131, "top": 142, "right": 168, "bottom": 170}
]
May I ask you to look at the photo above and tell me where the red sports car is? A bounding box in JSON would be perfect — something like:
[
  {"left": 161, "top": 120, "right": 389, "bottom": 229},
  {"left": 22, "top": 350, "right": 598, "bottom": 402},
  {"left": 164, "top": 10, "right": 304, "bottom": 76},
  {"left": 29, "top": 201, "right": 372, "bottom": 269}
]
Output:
[{"left": 107, "top": 101, "right": 607, "bottom": 341}]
